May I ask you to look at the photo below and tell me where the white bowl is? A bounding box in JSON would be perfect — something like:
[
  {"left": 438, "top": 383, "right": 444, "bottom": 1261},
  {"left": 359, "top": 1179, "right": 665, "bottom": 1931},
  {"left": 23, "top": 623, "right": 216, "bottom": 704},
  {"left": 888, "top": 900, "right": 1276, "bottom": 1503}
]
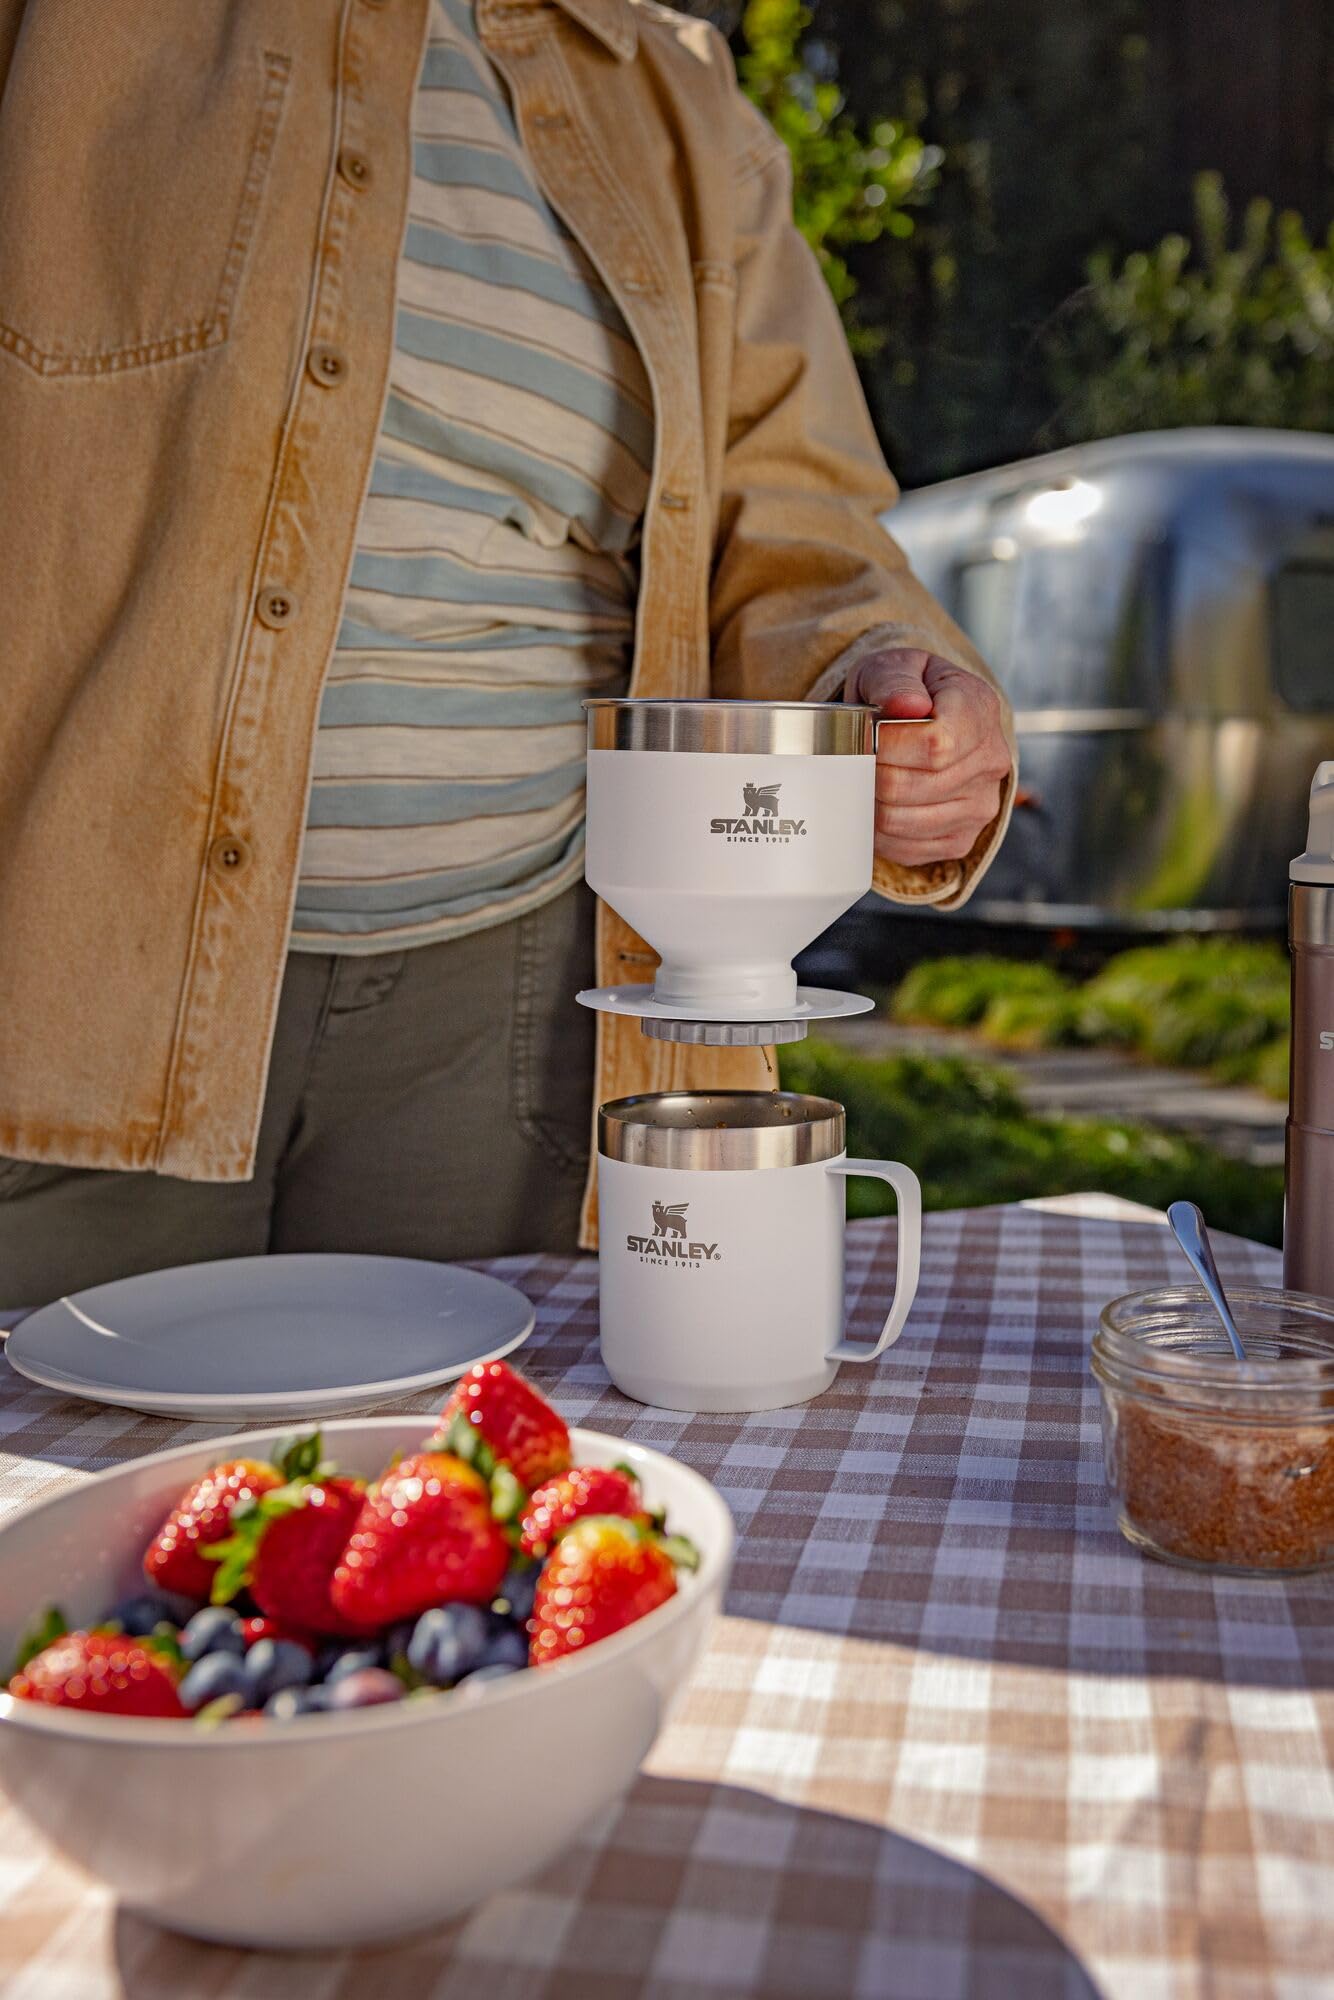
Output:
[{"left": 0, "top": 1419, "right": 734, "bottom": 1949}]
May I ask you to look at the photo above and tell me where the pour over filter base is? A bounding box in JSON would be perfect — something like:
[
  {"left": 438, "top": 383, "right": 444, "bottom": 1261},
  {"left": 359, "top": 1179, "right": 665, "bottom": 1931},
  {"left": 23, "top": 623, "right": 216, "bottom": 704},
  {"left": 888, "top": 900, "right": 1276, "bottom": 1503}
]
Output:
[{"left": 575, "top": 985, "right": 875, "bottom": 1043}]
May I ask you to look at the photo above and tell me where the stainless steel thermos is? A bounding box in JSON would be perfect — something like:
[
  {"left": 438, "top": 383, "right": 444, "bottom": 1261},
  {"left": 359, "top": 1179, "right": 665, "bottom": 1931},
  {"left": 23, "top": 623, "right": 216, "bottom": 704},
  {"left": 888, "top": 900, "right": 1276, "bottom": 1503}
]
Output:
[{"left": 1285, "top": 761, "right": 1334, "bottom": 1300}]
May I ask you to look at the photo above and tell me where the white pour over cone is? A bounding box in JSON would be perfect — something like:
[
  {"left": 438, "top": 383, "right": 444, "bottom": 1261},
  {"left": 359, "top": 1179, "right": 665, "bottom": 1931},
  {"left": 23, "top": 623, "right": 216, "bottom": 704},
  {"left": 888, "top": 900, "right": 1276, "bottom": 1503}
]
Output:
[{"left": 584, "top": 700, "right": 878, "bottom": 1019}]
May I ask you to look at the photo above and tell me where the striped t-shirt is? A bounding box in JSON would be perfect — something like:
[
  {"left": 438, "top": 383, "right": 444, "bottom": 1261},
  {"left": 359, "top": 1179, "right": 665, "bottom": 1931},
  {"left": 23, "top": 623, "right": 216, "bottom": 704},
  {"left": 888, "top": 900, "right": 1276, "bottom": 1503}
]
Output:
[{"left": 290, "top": 0, "right": 652, "bottom": 952}]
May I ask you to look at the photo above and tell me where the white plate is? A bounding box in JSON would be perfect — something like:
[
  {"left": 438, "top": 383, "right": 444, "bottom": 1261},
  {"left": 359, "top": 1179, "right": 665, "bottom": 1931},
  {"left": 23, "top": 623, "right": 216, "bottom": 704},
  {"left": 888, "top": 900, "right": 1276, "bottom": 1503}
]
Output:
[
  {"left": 576, "top": 983, "right": 875, "bottom": 1024},
  {"left": 4, "top": 1254, "right": 535, "bottom": 1421}
]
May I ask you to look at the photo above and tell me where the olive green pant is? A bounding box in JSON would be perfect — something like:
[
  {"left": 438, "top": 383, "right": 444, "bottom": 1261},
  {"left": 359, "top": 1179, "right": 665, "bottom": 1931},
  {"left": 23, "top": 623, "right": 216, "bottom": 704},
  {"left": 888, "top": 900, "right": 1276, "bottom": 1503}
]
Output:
[{"left": 0, "top": 886, "right": 596, "bottom": 1307}]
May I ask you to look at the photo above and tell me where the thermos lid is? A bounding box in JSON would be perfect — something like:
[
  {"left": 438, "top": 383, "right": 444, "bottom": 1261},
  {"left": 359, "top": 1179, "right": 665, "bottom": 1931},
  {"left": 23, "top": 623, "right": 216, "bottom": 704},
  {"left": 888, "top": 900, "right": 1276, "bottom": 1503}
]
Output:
[
  {"left": 599, "top": 1090, "right": 845, "bottom": 1170},
  {"left": 1292, "top": 761, "right": 1334, "bottom": 886}
]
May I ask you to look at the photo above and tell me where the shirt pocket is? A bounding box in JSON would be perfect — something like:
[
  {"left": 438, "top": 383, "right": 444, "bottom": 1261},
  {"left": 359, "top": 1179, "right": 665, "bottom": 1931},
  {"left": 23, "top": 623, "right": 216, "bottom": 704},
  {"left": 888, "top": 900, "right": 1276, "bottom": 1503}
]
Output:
[{"left": 0, "top": 24, "right": 290, "bottom": 378}]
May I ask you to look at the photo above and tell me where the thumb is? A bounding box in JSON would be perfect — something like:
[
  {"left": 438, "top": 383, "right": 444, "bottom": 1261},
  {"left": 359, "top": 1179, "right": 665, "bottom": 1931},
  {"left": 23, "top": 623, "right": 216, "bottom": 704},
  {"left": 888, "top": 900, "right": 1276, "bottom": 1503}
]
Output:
[{"left": 849, "top": 648, "right": 935, "bottom": 720}]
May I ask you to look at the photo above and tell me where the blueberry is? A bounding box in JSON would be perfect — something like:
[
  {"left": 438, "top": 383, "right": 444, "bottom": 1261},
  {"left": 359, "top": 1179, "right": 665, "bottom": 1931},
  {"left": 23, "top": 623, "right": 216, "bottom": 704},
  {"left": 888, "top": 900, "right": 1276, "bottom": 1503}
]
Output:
[
  {"left": 495, "top": 1565, "right": 539, "bottom": 1625},
  {"left": 180, "top": 1651, "right": 250, "bottom": 1713},
  {"left": 460, "top": 1662, "right": 524, "bottom": 1690},
  {"left": 479, "top": 1624, "right": 529, "bottom": 1671},
  {"left": 265, "top": 1685, "right": 328, "bottom": 1721},
  {"left": 111, "top": 1591, "right": 193, "bottom": 1637},
  {"left": 407, "top": 1604, "right": 489, "bottom": 1687},
  {"left": 322, "top": 1668, "right": 404, "bottom": 1710},
  {"left": 243, "top": 1638, "right": 312, "bottom": 1706},
  {"left": 315, "top": 1636, "right": 383, "bottom": 1679},
  {"left": 180, "top": 1606, "right": 245, "bottom": 1662},
  {"left": 323, "top": 1646, "right": 382, "bottom": 1686}
]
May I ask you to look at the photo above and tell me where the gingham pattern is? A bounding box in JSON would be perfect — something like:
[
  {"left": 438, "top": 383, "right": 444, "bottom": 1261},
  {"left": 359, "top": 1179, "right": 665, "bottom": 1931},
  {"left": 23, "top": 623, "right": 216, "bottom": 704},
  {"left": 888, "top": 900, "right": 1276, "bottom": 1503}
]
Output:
[{"left": 3, "top": 1201, "right": 1331, "bottom": 2000}]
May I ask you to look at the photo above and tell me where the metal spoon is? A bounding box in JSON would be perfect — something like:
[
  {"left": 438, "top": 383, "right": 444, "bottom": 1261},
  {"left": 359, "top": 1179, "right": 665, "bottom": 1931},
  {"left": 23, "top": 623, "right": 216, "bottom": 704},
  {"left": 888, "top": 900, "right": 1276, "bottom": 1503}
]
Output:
[{"left": 1166, "top": 1201, "right": 1248, "bottom": 1361}]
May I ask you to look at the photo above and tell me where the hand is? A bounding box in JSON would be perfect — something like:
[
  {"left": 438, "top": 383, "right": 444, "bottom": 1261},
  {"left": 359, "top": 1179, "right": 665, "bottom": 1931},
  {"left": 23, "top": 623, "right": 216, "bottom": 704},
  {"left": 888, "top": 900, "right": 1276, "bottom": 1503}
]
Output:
[{"left": 846, "top": 648, "right": 1013, "bottom": 868}]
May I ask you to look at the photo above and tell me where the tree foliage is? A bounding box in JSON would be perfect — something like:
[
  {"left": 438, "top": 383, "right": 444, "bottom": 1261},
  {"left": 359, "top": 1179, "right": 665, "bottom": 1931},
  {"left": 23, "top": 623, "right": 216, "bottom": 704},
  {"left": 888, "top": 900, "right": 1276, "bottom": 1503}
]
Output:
[
  {"left": 1044, "top": 172, "right": 1334, "bottom": 439},
  {"left": 696, "top": 0, "right": 1333, "bottom": 482},
  {"left": 736, "top": 0, "right": 939, "bottom": 351}
]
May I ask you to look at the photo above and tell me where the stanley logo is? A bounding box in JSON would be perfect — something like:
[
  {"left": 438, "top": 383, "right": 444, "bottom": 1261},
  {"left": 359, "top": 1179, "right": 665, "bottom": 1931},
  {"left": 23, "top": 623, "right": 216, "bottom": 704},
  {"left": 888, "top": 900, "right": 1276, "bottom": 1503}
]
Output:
[
  {"left": 626, "top": 1198, "right": 721, "bottom": 1265},
  {"left": 710, "top": 780, "right": 807, "bottom": 843},
  {"left": 1320, "top": 1031, "right": 1334, "bottom": 1051}
]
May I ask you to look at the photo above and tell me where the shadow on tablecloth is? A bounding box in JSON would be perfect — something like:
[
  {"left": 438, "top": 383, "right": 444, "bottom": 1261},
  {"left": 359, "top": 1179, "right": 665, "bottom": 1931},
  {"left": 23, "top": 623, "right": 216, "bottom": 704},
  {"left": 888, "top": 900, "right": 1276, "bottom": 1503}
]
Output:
[{"left": 110, "top": 1775, "right": 1101, "bottom": 2000}]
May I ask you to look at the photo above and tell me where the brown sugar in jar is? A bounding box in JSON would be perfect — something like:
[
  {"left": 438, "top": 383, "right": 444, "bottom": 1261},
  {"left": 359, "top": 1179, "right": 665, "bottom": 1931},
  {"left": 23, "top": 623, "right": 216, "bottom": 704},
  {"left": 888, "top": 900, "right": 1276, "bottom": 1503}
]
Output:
[{"left": 1092, "top": 1285, "right": 1334, "bottom": 1576}]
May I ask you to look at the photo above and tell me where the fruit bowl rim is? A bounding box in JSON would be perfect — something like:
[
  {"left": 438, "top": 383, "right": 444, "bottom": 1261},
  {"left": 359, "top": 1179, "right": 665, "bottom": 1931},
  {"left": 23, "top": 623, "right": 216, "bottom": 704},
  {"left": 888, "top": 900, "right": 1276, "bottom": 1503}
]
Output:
[{"left": 0, "top": 1419, "right": 734, "bottom": 1750}]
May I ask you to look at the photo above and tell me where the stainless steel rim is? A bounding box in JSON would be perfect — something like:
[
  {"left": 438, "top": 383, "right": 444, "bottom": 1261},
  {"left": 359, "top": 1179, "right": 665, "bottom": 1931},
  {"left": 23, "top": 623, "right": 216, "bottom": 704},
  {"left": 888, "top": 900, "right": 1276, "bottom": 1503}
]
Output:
[
  {"left": 599, "top": 1090, "right": 845, "bottom": 1170},
  {"left": 585, "top": 699, "right": 875, "bottom": 756}
]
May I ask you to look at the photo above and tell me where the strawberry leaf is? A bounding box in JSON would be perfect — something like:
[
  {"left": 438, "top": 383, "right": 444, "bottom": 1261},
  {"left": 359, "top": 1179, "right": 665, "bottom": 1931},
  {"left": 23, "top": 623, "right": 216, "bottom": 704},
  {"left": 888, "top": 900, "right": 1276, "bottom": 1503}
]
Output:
[
  {"left": 658, "top": 1533, "right": 700, "bottom": 1573},
  {"left": 140, "top": 1624, "right": 186, "bottom": 1671},
  {"left": 612, "top": 1462, "right": 641, "bottom": 1487},
  {"left": 274, "top": 1431, "right": 329, "bottom": 1483},
  {"left": 11, "top": 1605, "right": 67, "bottom": 1676},
  {"left": 438, "top": 1409, "right": 497, "bottom": 1480},
  {"left": 489, "top": 1464, "right": 526, "bottom": 1524}
]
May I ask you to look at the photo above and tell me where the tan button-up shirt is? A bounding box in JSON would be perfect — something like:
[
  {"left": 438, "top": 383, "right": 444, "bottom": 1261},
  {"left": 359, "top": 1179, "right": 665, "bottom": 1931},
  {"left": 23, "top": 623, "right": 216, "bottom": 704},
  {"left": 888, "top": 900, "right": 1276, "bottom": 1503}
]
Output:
[{"left": 0, "top": 0, "right": 1015, "bottom": 1245}]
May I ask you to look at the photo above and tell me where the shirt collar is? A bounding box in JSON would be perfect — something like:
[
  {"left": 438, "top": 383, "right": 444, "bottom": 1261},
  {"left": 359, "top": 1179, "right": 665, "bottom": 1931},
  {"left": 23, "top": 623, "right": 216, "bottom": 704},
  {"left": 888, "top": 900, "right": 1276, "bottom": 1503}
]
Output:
[
  {"left": 479, "top": 0, "right": 637, "bottom": 60},
  {"left": 557, "top": 0, "right": 636, "bottom": 58}
]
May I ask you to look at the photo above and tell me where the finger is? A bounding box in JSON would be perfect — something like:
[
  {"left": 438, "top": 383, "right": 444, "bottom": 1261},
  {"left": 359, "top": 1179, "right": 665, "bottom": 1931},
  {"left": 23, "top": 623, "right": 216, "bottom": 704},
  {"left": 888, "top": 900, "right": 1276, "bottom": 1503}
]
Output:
[
  {"left": 875, "top": 799, "right": 992, "bottom": 856},
  {"left": 875, "top": 739, "right": 1011, "bottom": 809},
  {"left": 879, "top": 663, "right": 1002, "bottom": 771},
  {"left": 876, "top": 829, "right": 980, "bottom": 864},
  {"left": 852, "top": 649, "right": 934, "bottom": 720},
  {"left": 878, "top": 770, "right": 1005, "bottom": 828}
]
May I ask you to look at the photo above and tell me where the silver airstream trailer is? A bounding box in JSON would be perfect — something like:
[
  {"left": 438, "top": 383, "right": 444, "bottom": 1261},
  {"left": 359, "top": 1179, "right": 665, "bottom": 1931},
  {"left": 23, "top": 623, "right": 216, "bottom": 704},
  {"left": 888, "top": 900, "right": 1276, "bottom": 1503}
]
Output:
[{"left": 883, "top": 429, "right": 1334, "bottom": 930}]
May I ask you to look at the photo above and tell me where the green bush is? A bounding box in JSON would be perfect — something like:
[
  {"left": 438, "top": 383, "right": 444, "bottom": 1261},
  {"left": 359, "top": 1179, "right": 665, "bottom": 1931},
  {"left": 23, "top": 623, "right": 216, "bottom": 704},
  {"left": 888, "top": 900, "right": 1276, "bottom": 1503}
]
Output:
[
  {"left": 1046, "top": 172, "right": 1334, "bottom": 440},
  {"left": 979, "top": 988, "right": 1084, "bottom": 1049},
  {"left": 778, "top": 1040, "right": 1283, "bottom": 1244},
  {"left": 891, "top": 938, "right": 1291, "bottom": 1096},
  {"left": 1079, "top": 937, "right": 1289, "bottom": 1080},
  {"left": 1214, "top": 1033, "right": 1292, "bottom": 1100},
  {"left": 892, "top": 956, "right": 1072, "bottom": 1028}
]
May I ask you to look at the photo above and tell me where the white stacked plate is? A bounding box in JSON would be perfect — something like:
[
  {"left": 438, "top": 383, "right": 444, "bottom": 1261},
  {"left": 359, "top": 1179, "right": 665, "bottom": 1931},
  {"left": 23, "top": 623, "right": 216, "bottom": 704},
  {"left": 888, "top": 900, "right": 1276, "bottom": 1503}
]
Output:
[{"left": 3, "top": 1254, "right": 535, "bottom": 1421}]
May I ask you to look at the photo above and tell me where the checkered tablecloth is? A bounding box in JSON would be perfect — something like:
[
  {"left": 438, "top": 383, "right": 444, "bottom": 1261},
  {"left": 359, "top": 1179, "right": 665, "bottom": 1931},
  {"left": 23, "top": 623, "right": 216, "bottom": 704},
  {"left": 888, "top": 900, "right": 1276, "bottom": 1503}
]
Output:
[{"left": 2, "top": 1199, "right": 1331, "bottom": 2000}]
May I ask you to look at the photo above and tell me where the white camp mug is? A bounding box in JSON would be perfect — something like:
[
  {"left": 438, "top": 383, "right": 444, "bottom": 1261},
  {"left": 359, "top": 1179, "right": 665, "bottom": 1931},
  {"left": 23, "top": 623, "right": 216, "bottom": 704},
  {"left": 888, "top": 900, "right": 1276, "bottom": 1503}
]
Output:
[{"left": 597, "top": 1091, "right": 922, "bottom": 1413}]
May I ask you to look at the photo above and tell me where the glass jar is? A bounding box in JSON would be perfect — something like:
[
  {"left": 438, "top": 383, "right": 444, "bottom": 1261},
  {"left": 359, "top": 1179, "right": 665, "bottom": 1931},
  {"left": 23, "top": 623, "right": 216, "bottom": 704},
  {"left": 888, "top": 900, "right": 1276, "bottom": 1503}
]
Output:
[{"left": 1092, "top": 1285, "right": 1334, "bottom": 1575}]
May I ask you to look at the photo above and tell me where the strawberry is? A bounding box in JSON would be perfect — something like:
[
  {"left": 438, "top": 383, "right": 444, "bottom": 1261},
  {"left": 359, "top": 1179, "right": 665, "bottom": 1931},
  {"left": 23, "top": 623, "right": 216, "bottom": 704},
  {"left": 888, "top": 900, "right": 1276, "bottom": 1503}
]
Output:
[
  {"left": 435, "top": 1361, "right": 570, "bottom": 1500},
  {"left": 207, "top": 1474, "right": 373, "bottom": 1637},
  {"left": 331, "top": 1452, "right": 509, "bottom": 1627},
  {"left": 519, "top": 1464, "right": 649, "bottom": 1559},
  {"left": 529, "top": 1517, "right": 697, "bottom": 1668},
  {"left": 9, "top": 1626, "right": 186, "bottom": 1718},
  {"left": 143, "top": 1456, "right": 284, "bottom": 1600},
  {"left": 238, "top": 1616, "right": 316, "bottom": 1653}
]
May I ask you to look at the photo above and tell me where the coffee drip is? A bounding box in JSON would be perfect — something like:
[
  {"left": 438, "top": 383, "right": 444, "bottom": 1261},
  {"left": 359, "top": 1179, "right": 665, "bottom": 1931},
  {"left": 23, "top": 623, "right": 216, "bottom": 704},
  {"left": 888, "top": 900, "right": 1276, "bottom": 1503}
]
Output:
[{"left": 578, "top": 697, "right": 912, "bottom": 1045}]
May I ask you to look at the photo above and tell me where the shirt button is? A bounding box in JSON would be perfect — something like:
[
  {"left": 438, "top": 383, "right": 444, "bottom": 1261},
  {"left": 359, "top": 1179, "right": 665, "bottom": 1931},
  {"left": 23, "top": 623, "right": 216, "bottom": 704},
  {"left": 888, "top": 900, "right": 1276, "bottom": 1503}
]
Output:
[
  {"left": 307, "top": 343, "right": 348, "bottom": 388},
  {"left": 209, "top": 834, "right": 252, "bottom": 877},
  {"left": 256, "top": 586, "right": 298, "bottom": 630},
  {"left": 338, "top": 148, "right": 372, "bottom": 190}
]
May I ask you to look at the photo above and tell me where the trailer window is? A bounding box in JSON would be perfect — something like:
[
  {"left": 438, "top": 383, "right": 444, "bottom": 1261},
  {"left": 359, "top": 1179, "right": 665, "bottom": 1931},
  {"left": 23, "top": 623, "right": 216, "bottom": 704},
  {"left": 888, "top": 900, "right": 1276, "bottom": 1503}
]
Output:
[
  {"left": 954, "top": 543, "right": 1164, "bottom": 711},
  {"left": 956, "top": 558, "right": 1018, "bottom": 677},
  {"left": 1274, "top": 566, "right": 1334, "bottom": 712}
]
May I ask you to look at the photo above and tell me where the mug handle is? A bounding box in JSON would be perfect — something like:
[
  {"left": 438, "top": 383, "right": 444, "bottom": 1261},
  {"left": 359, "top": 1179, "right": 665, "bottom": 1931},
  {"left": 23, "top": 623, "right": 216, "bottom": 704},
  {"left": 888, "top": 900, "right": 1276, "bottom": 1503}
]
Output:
[{"left": 823, "top": 1159, "right": 922, "bottom": 1363}]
